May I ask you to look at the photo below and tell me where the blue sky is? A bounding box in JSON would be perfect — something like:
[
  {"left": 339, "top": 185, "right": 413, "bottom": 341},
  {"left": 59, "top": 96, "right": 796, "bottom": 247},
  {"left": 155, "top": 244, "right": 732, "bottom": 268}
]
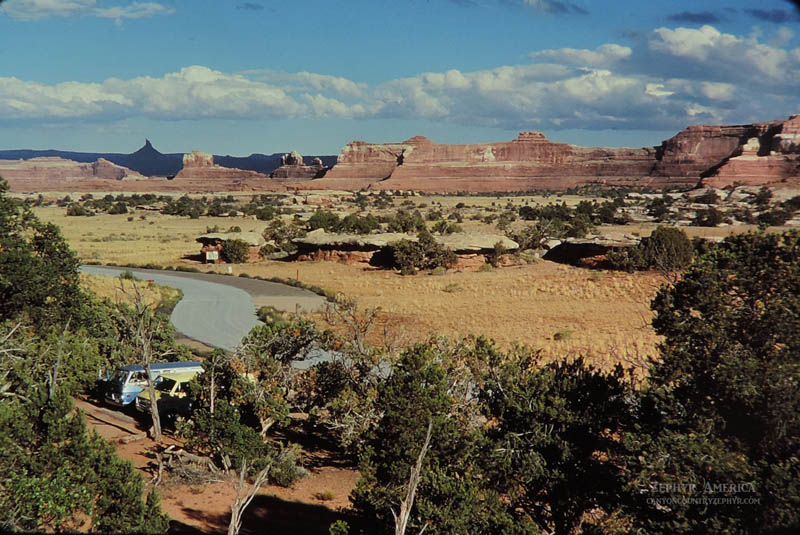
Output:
[{"left": 1, "top": 0, "right": 800, "bottom": 155}]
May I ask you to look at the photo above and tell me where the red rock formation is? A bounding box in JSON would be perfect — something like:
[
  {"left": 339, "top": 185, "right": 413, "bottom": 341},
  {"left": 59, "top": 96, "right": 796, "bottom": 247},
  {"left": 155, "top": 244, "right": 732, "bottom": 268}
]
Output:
[
  {"left": 313, "top": 115, "right": 800, "bottom": 192},
  {"left": 700, "top": 115, "right": 800, "bottom": 188},
  {"left": 317, "top": 132, "right": 665, "bottom": 191},
  {"left": 270, "top": 151, "right": 328, "bottom": 181},
  {"left": 0, "top": 156, "right": 145, "bottom": 191},
  {"left": 320, "top": 140, "right": 411, "bottom": 188},
  {"left": 175, "top": 151, "right": 268, "bottom": 180},
  {"left": 172, "top": 150, "right": 276, "bottom": 190}
]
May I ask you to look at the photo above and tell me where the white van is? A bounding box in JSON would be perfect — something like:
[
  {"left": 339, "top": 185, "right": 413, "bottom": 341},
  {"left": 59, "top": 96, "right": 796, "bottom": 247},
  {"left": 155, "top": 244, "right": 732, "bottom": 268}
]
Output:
[{"left": 103, "top": 361, "right": 204, "bottom": 407}]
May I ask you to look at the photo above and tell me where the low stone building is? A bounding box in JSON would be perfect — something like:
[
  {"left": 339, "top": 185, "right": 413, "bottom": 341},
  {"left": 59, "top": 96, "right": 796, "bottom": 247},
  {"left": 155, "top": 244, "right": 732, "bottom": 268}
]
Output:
[{"left": 196, "top": 231, "right": 266, "bottom": 263}]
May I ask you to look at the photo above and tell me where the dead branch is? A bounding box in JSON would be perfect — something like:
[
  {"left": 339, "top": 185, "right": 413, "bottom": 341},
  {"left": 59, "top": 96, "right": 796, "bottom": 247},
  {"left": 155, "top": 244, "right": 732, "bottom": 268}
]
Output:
[
  {"left": 228, "top": 460, "right": 272, "bottom": 535},
  {"left": 391, "top": 418, "right": 434, "bottom": 535}
]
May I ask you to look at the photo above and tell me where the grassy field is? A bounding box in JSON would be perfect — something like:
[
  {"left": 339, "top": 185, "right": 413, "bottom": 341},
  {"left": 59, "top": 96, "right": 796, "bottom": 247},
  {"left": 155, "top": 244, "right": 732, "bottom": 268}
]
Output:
[
  {"left": 80, "top": 272, "right": 183, "bottom": 316},
  {"left": 34, "top": 205, "right": 661, "bottom": 369},
  {"left": 35, "top": 196, "right": 771, "bottom": 371}
]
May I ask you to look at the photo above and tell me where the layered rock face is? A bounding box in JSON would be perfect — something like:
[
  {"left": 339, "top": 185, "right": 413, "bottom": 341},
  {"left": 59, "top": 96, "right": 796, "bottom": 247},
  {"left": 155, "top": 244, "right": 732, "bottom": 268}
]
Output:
[
  {"left": 320, "top": 141, "right": 414, "bottom": 188},
  {"left": 0, "top": 157, "right": 145, "bottom": 191},
  {"left": 320, "top": 132, "right": 663, "bottom": 191},
  {"left": 174, "top": 151, "right": 271, "bottom": 189},
  {"left": 700, "top": 115, "right": 800, "bottom": 188},
  {"left": 316, "top": 115, "right": 800, "bottom": 192},
  {"left": 270, "top": 151, "right": 328, "bottom": 181}
]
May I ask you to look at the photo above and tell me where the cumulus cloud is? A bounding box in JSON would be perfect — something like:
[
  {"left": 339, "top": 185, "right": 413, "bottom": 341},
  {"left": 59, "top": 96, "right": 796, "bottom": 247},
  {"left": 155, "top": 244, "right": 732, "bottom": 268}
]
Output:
[
  {"left": 0, "top": 0, "right": 173, "bottom": 21},
  {"left": 529, "top": 44, "right": 632, "bottom": 67},
  {"left": 95, "top": 2, "right": 173, "bottom": 22},
  {"left": 0, "top": 66, "right": 301, "bottom": 121},
  {"left": 244, "top": 70, "right": 367, "bottom": 98},
  {"left": 1, "top": 24, "right": 798, "bottom": 137},
  {"left": 643, "top": 25, "right": 800, "bottom": 86}
]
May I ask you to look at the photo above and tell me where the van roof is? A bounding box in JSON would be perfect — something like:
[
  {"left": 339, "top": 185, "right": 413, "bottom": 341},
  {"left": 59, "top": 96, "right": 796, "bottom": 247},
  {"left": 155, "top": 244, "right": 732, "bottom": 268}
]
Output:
[{"left": 118, "top": 361, "right": 204, "bottom": 373}]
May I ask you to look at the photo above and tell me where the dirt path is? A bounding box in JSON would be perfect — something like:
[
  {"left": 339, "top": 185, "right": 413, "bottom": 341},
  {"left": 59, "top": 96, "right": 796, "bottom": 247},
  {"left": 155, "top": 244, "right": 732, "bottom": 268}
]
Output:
[{"left": 77, "top": 398, "right": 359, "bottom": 534}]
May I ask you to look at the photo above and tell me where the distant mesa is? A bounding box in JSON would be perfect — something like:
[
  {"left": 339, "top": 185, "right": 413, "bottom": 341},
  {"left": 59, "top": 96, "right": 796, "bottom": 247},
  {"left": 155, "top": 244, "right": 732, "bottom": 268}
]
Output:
[
  {"left": 2, "top": 115, "right": 798, "bottom": 193},
  {"left": 314, "top": 115, "right": 800, "bottom": 192},
  {"left": 0, "top": 140, "right": 338, "bottom": 180},
  {"left": 0, "top": 156, "right": 145, "bottom": 191}
]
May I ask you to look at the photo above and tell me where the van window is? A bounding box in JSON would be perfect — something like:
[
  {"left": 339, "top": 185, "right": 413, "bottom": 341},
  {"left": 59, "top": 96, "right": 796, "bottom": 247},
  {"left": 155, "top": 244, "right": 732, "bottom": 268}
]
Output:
[
  {"left": 130, "top": 372, "right": 149, "bottom": 385},
  {"left": 156, "top": 377, "right": 177, "bottom": 392}
]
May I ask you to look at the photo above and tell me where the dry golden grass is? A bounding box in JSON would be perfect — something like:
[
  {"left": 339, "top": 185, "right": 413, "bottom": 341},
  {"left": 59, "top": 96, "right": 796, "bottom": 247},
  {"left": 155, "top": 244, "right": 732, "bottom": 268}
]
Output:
[
  {"left": 38, "top": 200, "right": 737, "bottom": 371},
  {"left": 196, "top": 259, "right": 664, "bottom": 370},
  {"left": 80, "top": 273, "right": 180, "bottom": 310},
  {"left": 33, "top": 207, "right": 268, "bottom": 265}
]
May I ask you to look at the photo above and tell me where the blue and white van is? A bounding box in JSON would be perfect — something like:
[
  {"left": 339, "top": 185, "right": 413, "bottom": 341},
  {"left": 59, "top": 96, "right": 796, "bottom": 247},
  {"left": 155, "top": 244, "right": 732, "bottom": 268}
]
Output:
[{"left": 103, "top": 361, "right": 204, "bottom": 407}]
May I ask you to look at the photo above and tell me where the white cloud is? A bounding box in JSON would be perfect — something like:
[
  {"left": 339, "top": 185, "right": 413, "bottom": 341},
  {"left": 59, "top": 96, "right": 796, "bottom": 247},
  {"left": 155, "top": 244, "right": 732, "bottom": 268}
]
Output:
[
  {"left": 647, "top": 25, "right": 796, "bottom": 84},
  {"left": 530, "top": 44, "right": 632, "bottom": 67},
  {"left": 244, "top": 70, "right": 367, "bottom": 98},
  {"left": 104, "top": 66, "right": 301, "bottom": 119},
  {"left": 0, "top": 0, "right": 173, "bottom": 21},
  {"left": 1, "top": 24, "right": 798, "bottom": 138},
  {"left": 699, "top": 81, "right": 735, "bottom": 101},
  {"left": 95, "top": 2, "right": 174, "bottom": 22}
]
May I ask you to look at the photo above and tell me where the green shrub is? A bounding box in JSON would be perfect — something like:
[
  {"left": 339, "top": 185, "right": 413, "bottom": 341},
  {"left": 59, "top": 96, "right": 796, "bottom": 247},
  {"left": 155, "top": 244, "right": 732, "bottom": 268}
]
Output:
[
  {"left": 66, "top": 203, "right": 89, "bottom": 216},
  {"left": 389, "top": 230, "right": 456, "bottom": 275},
  {"left": 693, "top": 207, "right": 726, "bottom": 227},
  {"left": 308, "top": 209, "right": 341, "bottom": 231},
  {"left": 337, "top": 213, "right": 380, "bottom": 234},
  {"left": 108, "top": 201, "right": 128, "bottom": 215},
  {"left": 608, "top": 226, "right": 693, "bottom": 273},
  {"left": 118, "top": 270, "right": 137, "bottom": 280},
  {"left": 486, "top": 241, "right": 508, "bottom": 267},
  {"left": 553, "top": 328, "right": 573, "bottom": 341},
  {"left": 222, "top": 239, "right": 250, "bottom": 264}
]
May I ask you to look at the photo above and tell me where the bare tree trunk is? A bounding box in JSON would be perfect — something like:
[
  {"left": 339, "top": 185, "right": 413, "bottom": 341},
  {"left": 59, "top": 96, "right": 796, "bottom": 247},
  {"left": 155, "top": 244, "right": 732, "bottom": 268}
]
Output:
[
  {"left": 145, "top": 361, "right": 162, "bottom": 442},
  {"left": 210, "top": 361, "right": 216, "bottom": 416},
  {"left": 228, "top": 460, "right": 271, "bottom": 535},
  {"left": 392, "top": 419, "right": 433, "bottom": 535},
  {"left": 47, "top": 318, "right": 71, "bottom": 398}
]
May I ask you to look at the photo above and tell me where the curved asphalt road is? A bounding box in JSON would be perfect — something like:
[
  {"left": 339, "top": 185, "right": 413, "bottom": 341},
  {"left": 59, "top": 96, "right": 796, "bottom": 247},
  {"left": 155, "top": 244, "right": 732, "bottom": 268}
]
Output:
[{"left": 79, "top": 265, "right": 327, "bottom": 351}]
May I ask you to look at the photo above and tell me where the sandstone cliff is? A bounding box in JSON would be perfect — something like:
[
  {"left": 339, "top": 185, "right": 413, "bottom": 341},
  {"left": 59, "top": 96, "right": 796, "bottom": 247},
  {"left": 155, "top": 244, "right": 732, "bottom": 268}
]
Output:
[
  {"left": 699, "top": 115, "right": 800, "bottom": 188},
  {"left": 316, "top": 115, "right": 800, "bottom": 192},
  {"left": 0, "top": 156, "right": 145, "bottom": 191}
]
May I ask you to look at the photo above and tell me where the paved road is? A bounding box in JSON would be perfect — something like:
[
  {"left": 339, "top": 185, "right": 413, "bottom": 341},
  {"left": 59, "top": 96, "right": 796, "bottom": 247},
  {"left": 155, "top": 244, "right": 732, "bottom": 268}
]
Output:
[{"left": 80, "top": 265, "right": 327, "bottom": 351}]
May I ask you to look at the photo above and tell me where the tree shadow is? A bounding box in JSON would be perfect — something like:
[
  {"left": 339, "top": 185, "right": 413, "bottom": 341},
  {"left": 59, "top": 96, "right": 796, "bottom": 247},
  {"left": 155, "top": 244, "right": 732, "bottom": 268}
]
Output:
[
  {"left": 273, "top": 420, "right": 356, "bottom": 470},
  {"left": 181, "top": 253, "right": 206, "bottom": 263},
  {"left": 169, "top": 515, "right": 226, "bottom": 535},
  {"left": 240, "top": 494, "right": 354, "bottom": 535}
]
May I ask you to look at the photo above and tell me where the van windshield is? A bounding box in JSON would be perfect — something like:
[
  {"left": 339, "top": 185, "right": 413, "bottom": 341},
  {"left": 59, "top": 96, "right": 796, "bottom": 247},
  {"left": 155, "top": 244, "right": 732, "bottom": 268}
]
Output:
[{"left": 111, "top": 370, "right": 132, "bottom": 384}]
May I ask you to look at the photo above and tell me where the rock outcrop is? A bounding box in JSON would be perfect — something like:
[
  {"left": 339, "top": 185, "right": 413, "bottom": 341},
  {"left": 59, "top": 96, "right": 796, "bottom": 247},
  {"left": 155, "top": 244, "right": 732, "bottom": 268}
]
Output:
[
  {"left": 173, "top": 151, "right": 272, "bottom": 189},
  {"left": 699, "top": 115, "right": 800, "bottom": 188},
  {"left": 293, "top": 229, "right": 519, "bottom": 266},
  {"left": 316, "top": 115, "right": 800, "bottom": 192},
  {"left": 270, "top": 151, "right": 329, "bottom": 181},
  {"left": 0, "top": 156, "right": 145, "bottom": 191}
]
